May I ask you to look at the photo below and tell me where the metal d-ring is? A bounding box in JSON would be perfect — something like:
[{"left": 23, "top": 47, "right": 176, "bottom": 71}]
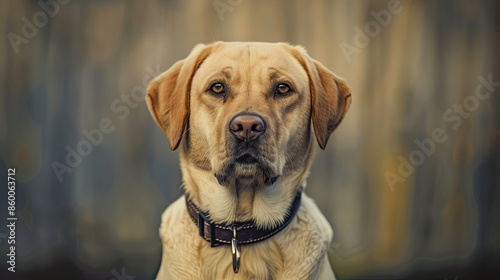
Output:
[{"left": 231, "top": 226, "right": 241, "bottom": 273}]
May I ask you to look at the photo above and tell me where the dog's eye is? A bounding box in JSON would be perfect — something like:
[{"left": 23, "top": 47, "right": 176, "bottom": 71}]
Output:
[
  {"left": 209, "top": 83, "right": 225, "bottom": 95},
  {"left": 275, "top": 83, "right": 292, "bottom": 96}
]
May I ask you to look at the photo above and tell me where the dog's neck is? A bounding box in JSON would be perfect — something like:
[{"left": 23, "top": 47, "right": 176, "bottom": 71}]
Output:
[{"left": 179, "top": 146, "right": 315, "bottom": 229}]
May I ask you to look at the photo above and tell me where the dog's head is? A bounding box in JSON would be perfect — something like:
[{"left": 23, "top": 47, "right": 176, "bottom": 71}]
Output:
[{"left": 146, "top": 42, "right": 351, "bottom": 188}]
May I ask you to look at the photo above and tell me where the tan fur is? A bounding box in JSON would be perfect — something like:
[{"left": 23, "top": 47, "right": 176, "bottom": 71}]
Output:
[{"left": 146, "top": 42, "right": 352, "bottom": 280}]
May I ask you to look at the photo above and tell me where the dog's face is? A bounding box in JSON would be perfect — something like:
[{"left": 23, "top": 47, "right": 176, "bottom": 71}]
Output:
[
  {"left": 146, "top": 42, "right": 351, "bottom": 188},
  {"left": 189, "top": 43, "right": 315, "bottom": 187}
]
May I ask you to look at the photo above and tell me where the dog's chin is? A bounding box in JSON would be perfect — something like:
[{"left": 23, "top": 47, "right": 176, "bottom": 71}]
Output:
[
  {"left": 214, "top": 155, "right": 279, "bottom": 187},
  {"left": 233, "top": 162, "right": 259, "bottom": 179}
]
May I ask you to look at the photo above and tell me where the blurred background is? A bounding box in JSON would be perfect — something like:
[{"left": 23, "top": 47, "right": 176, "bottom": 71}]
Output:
[{"left": 1, "top": 0, "right": 499, "bottom": 279}]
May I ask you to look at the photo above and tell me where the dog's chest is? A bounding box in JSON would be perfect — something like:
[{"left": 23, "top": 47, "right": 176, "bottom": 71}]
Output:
[
  {"left": 158, "top": 197, "right": 283, "bottom": 279},
  {"left": 197, "top": 241, "right": 282, "bottom": 279},
  {"left": 158, "top": 195, "right": 334, "bottom": 279}
]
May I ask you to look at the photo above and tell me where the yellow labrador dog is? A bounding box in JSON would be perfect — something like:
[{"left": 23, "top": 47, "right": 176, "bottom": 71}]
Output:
[{"left": 146, "top": 42, "right": 351, "bottom": 280}]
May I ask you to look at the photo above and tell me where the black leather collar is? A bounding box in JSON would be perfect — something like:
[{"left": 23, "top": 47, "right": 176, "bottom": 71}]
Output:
[
  {"left": 186, "top": 191, "right": 302, "bottom": 273},
  {"left": 185, "top": 191, "right": 302, "bottom": 248}
]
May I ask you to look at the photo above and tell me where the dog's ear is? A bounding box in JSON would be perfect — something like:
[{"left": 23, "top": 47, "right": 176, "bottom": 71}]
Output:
[
  {"left": 309, "top": 59, "right": 352, "bottom": 149},
  {"left": 285, "top": 45, "right": 352, "bottom": 150},
  {"left": 146, "top": 44, "right": 214, "bottom": 150}
]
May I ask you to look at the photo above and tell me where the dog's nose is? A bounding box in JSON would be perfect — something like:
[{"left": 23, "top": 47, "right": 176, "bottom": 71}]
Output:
[{"left": 229, "top": 113, "right": 266, "bottom": 141}]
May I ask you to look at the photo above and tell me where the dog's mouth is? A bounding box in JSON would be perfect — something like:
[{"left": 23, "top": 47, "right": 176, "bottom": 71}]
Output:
[
  {"left": 214, "top": 149, "right": 279, "bottom": 187},
  {"left": 235, "top": 153, "right": 259, "bottom": 164}
]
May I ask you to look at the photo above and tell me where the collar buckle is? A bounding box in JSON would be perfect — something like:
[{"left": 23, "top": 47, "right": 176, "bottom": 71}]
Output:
[{"left": 197, "top": 212, "right": 218, "bottom": 247}]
